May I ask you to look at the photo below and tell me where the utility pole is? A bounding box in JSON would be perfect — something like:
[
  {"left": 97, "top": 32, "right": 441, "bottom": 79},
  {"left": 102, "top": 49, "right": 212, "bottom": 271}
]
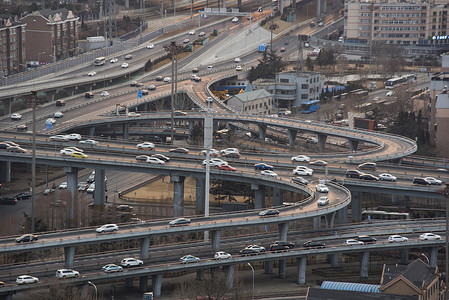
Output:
[{"left": 29, "top": 91, "right": 38, "bottom": 232}]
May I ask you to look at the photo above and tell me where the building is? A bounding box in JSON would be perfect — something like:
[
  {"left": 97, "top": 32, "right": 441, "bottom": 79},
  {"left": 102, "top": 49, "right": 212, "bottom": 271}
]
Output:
[
  {"left": 21, "top": 9, "right": 79, "bottom": 66},
  {"left": 225, "top": 89, "right": 273, "bottom": 115},
  {"left": 344, "top": 0, "right": 449, "bottom": 57},
  {"left": 0, "top": 15, "right": 26, "bottom": 75},
  {"left": 252, "top": 71, "right": 323, "bottom": 109}
]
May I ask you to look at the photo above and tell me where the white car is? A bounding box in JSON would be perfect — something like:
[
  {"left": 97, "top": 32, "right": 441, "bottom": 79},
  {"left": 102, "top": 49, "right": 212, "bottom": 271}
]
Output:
[
  {"left": 137, "top": 142, "right": 155, "bottom": 149},
  {"left": 214, "top": 251, "right": 232, "bottom": 260},
  {"left": 202, "top": 158, "right": 228, "bottom": 167},
  {"left": 291, "top": 155, "right": 310, "bottom": 162},
  {"left": 87, "top": 71, "right": 97, "bottom": 76},
  {"left": 199, "top": 31, "right": 206, "bottom": 37},
  {"left": 317, "top": 196, "right": 329, "bottom": 206},
  {"left": 261, "top": 170, "right": 278, "bottom": 177},
  {"left": 188, "top": 30, "right": 195, "bottom": 35},
  {"left": 232, "top": 17, "right": 239, "bottom": 23},
  {"left": 388, "top": 235, "right": 408, "bottom": 243},
  {"left": 206, "top": 65, "right": 213, "bottom": 71},
  {"left": 234, "top": 57, "right": 241, "bottom": 63},
  {"left": 16, "top": 275, "right": 38, "bottom": 285},
  {"left": 55, "top": 269, "right": 79, "bottom": 278},
  {"left": 60, "top": 148, "right": 76, "bottom": 156},
  {"left": 120, "top": 258, "right": 143, "bottom": 267},
  {"left": 246, "top": 245, "right": 265, "bottom": 252},
  {"left": 79, "top": 139, "right": 98, "bottom": 145},
  {"left": 65, "top": 147, "right": 83, "bottom": 153},
  {"left": 54, "top": 111, "right": 64, "bottom": 118},
  {"left": 146, "top": 43, "right": 154, "bottom": 49},
  {"left": 425, "top": 177, "right": 443, "bottom": 185},
  {"left": 50, "top": 135, "right": 69, "bottom": 141},
  {"left": 58, "top": 182, "right": 68, "bottom": 189},
  {"left": 419, "top": 233, "right": 441, "bottom": 241},
  {"left": 345, "top": 239, "right": 364, "bottom": 246},
  {"left": 96, "top": 224, "right": 119, "bottom": 233},
  {"left": 220, "top": 148, "right": 239, "bottom": 155},
  {"left": 163, "top": 77, "right": 171, "bottom": 83},
  {"left": 147, "top": 157, "right": 165, "bottom": 164},
  {"left": 293, "top": 167, "right": 313, "bottom": 176},
  {"left": 67, "top": 133, "right": 82, "bottom": 141},
  {"left": 200, "top": 149, "right": 220, "bottom": 156},
  {"left": 316, "top": 184, "right": 329, "bottom": 193},
  {"left": 87, "top": 183, "right": 95, "bottom": 194},
  {"left": 101, "top": 91, "right": 110, "bottom": 97},
  {"left": 110, "top": 57, "right": 118, "bottom": 63},
  {"left": 235, "top": 65, "right": 243, "bottom": 71},
  {"left": 183, "top": 38, "right": 190, "bottom": 44},
  {"left": 379, "top": 173, "right": 397, "bottom": 181},
  {"left": 128, "top": 112, "right": 141, "bottom": 117},
  {"left": 386, "top": 91, "right": 395, "bottom": 97},
  {"left": 11, "top": 113, "right": 22, "bottom": 120},
  {"left": 121, "top": 62, "right": 129, "bottom": 68}
]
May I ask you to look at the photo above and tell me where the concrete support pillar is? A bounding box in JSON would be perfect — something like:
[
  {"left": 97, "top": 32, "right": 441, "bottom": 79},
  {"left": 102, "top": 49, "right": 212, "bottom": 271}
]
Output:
[
  {"left": 273, "top": 187, "right": 283, "bottom": 206},
  {"left": 88, "top": 126, "right": 95, "bottom": 137},
  {"left": 172, "top": 175, "right": 185, "bottom": 217},
  {"left": 400, "top": 249, "right": 409, "bottom": 265},
  {"left": 188, "top": 122, "right": 194, "bottom": 142},
  {"left": 64, "top": 246, "right": 75, "bottom": 268},
  {"left": 195, "top": 177, "right": 205, "bottom": 213},
  {"left": 264, "top": 260, "right": 273, "bottom": 274},
  {"left": 94, "top": 169, "right": 106, "bottom": 206},
  {"left": 225, "top": 265, "right": 235, "bottom": 289},
  {"left": 325, "top": 212, "right": 336, "bottom": 228},
  {"left": 196, "top": 269, "right": 204, "bottom": 281},
  {"left": 288, "top": 129, "right": 297, "bottom": 146},
  {"left": 123, "top": 123, "right": 129, "bottom": 140},
  {"left": 1, "top": 98, "right": 12, "bottom": 115},
  {"left": 257, "top": 124, "right": 267, "bottom": 141},
  {"left": 251, "top": 184, "right": 265, "bottom": 209},
  {"left": 46, "top": 90, "right": 56, "bottom": 102},
  {"left": 213, "top": 120, "right": 219, "bottom": 131},
  {"left": 330, "top": 253, "right": 339, "bottom": 267},
  {"left": 297, "top": 257, "right": 307, "bottom": 285},
  {"left": 321, "top": 0, "right": 326, "bottom": 14},
  {"left": 351, "top": 191, "right": 362, "bottom": 222},
  {"left": 125, "top": 277, "right": 134, "bottom": 288},
  {"left": 360, "top": 251, "right": 369, "bottom": 278},
  {"left": 140, "top": 237, "right": 150, "bottom": 259},
  {"left": 316, "top": 0, "right": 321, "bottom": 22},
  {"left": 278, "top": 259, "right": 286, "bottom": 278},
  {"left": 349, "top": 140, "right": 359, "bottom": 152},
  {"left": 337, "top": 206, "right": 348, "bottom": 225},
  {"left": 317, "top": 134, "right": 327, "bottom": 152},
  {"left": 278, "top": 222, "right": 288, "bottom": 241},
  {"left": 64, "top": 167, "right": 78, "bottom": 221},
  {"left": 313, "top": 216, "right": 321, "bottom": 229},
  {"left": 0, "top": 161, "right": 11, "bottom": 182},
  {"left": 152, "top": 274, "right": 162, "bottom": 297},
  {"left": 211, "top": 229, "right": 221, "bottom": 251},
  {"left": 392, "top": 194, "right": 399, "bottom": 205},
  {"left": 430, "top": 247, "right": 438, "bottom": 267},
  {"left": 139, "top": 275, "right": 149, "bottom": 292}
]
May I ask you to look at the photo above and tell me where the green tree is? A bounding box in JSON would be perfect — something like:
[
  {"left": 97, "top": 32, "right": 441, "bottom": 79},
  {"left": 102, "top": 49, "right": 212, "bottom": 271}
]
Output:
[{"left": 248, "top": 49, "right": 285, "bottom": 81}]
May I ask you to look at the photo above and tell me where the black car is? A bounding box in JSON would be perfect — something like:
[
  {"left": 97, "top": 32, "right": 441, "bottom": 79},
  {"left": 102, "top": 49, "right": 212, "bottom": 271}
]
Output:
[
  {"left": 85, "top": 92, "right": 94, "bottom": 98},
  {"left": 413, "top": 177, "right": 430, "bottom": 185},
  {"left": 345, "top": 169, "right": 364, "bottom": 178},
  {"left": 15, "top": 234, "right": 38, "bottom": 243},
  {"left": 239, "top": 248, "right": 259, "bottom": 256},
  {"left": 270, "top": 241, "right": 294, "bottom": 251},
  {"left": 357, "top": 235, "right": 377, "bottom": 244},
  {"left": 291, "top": 177, "right": 309, "bottom": 185},
  {"left": 151, "top": 154, "right": 170, "bottom": 162},
  {"left": 155, "top": 76, "right": 163, "bottom": 81},
  {"left": 303, "top": 241, "right": 326, "bottom": 249},
  {"left": 16, "top": 192, "right": 32, "bottom": 200},
  {"left": 259, "top": 209, "right": 280, "bottom": 217},
  {"left": 360, "top": 174, "right": 379, "bottom": 181},
  {"left": 0, "top": 197, "right": 17, "bottom": 205}
]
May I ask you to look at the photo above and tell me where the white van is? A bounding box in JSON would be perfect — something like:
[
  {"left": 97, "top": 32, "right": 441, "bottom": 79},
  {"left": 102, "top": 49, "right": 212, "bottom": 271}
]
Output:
[
  {"left": 163, "top": 77, "right": 171, "bottom": 83},
  {"left": 67, "top": 133, "right": 81, "bottom": 141}
]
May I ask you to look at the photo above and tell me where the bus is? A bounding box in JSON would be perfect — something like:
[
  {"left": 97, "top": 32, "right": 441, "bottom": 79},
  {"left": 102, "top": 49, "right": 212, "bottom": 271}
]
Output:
[
  {"left": 384, "top": 77, "right": 403, "bottom": 89},
  {"left": 401, "top": 73, "right": 416, "bottom": 84},
  {"left": 301, "top": 100, "right": 320, "bottom": 114},
  {"left": 94, "top": 57, "right": 106, "bottom": 66},
  {"left": 362, "top": 210, "right": 410, "bottom": 222}
]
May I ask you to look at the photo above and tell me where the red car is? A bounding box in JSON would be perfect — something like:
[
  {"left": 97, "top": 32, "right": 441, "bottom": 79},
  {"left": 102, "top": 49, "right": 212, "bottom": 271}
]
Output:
[
  {"left": 218, "top": 165, "right": 236, "bottom": 171},
  {"left": 280, "top": 47, "right": 286, "bottom": 52}
]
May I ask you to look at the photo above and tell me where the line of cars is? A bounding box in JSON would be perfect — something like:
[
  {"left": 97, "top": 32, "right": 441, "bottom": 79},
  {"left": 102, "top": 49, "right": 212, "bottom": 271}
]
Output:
[{"left": 0, "top": 140, "right": 27, "bottom": 153}]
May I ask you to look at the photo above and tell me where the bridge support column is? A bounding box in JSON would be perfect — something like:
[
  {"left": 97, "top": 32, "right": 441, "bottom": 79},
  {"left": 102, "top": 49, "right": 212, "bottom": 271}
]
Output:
[
  {"left": 337, "top": 206, "right": 348, "bottom": 224},
  {"left": 430, "top": 247, "right": 438, "bottom": 267},
  {"left": 88, "top": 126, "right": 95, "bottom": 137},
  {"left": 122, "top": 123, "right": 129, "bottom": 140},
  {"left": 152, "top": 274, "right": 162, "bottom": 297},
  {"left": 172, "top": 175, "right": 185, "bottom": 217},
  {"left": 225, "top": 265, "right": 235, "bottom": 289},
  {"left": 64, "top": 167, "right": 79, "bottom": 222},
  {"left": 195, "top": 177, "right": 205, "bottom": 213},
  {"left": 349, "top": 140, "right": 359, "bottom": 152},
  {"left": 46, "top": 90, "right": 56, "bottom": 102},
  {"left": 316, "top": 0, "right": 321, "bottom": 19},
  {"left": 94, "top": 169, "right": 106, "bottom": 206},
  {"left": 140, "top": 237, "right": 150, "bottom": 259},
  {"left": 258, "top": 124, "right": 267, "bottom": 141},
  {"left": 139, "top": 275, "right": 149, "bottom": 292},
  {"left": 278, "top": 259, "right": 286, "bottom": 278},
  {"left": 278, "top": 222, "right": 288, "bottom": 241},
  {"left": 401, "top": 249, "right": 409, "bottom": 265},
  {"left": 321, "top": 0, "right": 327, "bottom": 14},
  {"left": 360, "top": 251, "right": 369, "bottom": 278},
  {"left": 211, "top": 229, "right": 221, "bottom": 251},
  {"left": 251, "top": 184, "right": 265, "bottom": 209},
  {"left": 1, "top": 98, "right": 12, "bottom": 115},
  {"left": 330, "top": 253, "right": 339, "bottom": 267},
  {"left": 325, "top": 212, "right": 336, "bottom": 228},
  {"left": 288, "top": 129, "right": 297, "bottom": 146},
  {"left": 351, "top": 191, "right": 362, "bottom": 222},
  {"left": 188, "top": 122, "right": 195, "bottom": 142},
  {"left": 297, "top": 257, "right": 307, "bottom": 285},
  {"left": 196, "top": 269, "right": 204, "bottom": 281},
  {"left": 392, "top": 194, "right": 399, "bottom": 205},
  {"left": 64, "top": 246, "right": 75, "bottom": 268},
  {"left": 317, "top": 134, "right": 327, "bottom": 152},
  {"left": 0, "top": 161, "right": 11, "bottom": 182},
  {"left": 125, "top": 277, "right": 134, "bottom": 288},
  {"left": 264, "top": 260, "right": 273, "bottom": 274},
  {"left": 273, "top": 187, "right": 283, "bottom": 206},
  {"left": 313, "top": 216, "right": 321, "bottom": 229}
]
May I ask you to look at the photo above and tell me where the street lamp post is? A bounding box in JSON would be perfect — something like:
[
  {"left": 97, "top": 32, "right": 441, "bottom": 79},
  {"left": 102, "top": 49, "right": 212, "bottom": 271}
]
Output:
[
  {"left": 247, "top": 263, "right": 255, "bottom": 299},
  {"left": 88, "top": 281, "right": 98, "bottom": 300},
  {"left": 421, "top": 253, "right": 430, "bottom": 265},
  {"left": 29, "top": 91, "right": 38, "bottom": 232}
]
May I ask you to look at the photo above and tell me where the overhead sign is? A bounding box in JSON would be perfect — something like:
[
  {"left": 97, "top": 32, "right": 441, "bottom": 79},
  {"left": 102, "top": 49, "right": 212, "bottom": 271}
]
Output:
[{"left": 137, "top": 91, "right": 142, "bottom": 98}]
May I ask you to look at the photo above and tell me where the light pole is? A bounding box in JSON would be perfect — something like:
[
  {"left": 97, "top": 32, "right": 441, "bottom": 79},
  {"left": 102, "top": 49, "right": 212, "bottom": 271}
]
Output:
[
  {"left": 88, "top": 281, "right": 98, "bottom": 300},
  {"left": 421, "top": 253, "right": 430, "bottom": 265},
  {"left": 247, "top": 263, "right": 255, "bottom": 299},
  {"left": 30, "top": 91, "right": 38, "bottom": 232}
]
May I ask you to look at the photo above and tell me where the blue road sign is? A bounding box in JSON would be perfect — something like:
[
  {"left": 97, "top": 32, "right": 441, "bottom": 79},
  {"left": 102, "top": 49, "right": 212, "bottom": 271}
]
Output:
[{"left": 138, "top": 91, "right": 142, "bottom": 98}]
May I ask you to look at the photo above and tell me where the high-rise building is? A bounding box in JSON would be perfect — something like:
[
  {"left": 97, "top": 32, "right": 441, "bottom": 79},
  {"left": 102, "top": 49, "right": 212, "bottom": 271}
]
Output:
[{"left": 0, "top": 15, "right": 26, "bottom": 76}]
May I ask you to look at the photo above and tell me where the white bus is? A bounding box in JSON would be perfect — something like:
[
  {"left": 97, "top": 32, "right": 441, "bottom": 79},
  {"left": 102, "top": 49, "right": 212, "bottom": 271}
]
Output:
[
  {"left": 384, "top": 77, "right": 403, "bottom": 89},
  {"left": 94, "top": 57, "right": 106, "bottom": 66}
]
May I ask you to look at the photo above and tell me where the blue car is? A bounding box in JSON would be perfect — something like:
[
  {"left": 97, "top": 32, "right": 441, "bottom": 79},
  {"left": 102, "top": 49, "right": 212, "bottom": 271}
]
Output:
[
  {"left": 179, "top": 255, "right": 200, "bottom": 264},
  {"left": 102, "top": 264, "right": 123, "bottom": 273},
  {"left": 254, "top": 163, "right": 274, "bottom": 170}
]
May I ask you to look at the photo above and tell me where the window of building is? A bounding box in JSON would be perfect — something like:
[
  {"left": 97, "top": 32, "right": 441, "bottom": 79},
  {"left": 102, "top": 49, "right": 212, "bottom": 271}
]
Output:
[{"left": 280, "top": 78, "right": 289, "bottom": 83}]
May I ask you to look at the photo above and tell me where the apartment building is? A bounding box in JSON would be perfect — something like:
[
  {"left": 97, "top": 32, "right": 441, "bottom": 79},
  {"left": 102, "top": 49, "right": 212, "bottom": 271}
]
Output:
[
  {"left": 21, "top": 9, "right": 79, "bottom": 65},
  {"left": 0, "top": 15, "right": 26, "bottom": 75},
  {"left": 344, "top": 0, "right": 449, "bottom": 56},
  {"left": 226, "top": 89, "right": 273, "bottom": 115}
]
